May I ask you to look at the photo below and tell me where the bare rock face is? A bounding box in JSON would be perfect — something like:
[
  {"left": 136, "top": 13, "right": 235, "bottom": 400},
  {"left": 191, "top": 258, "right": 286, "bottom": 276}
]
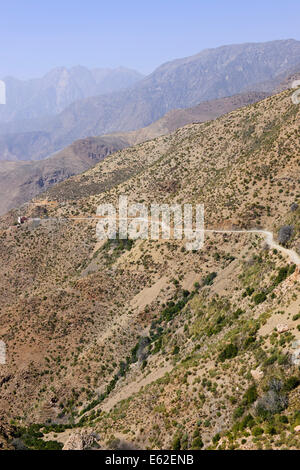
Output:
[
  {"left": 290, "top": 203, "right": 299, "bottom": 212},
  {"left": 278, "top": 225, "right": 293, "bottom": 245},
  {"left": 251, "top": 368, "right": 264, "bottom": 381},
  {"left": 62, "top": 431, "right": 98, "bottom": 450},
  {"left": 276, "top": 323, "right": 289, "bottom": 333},
  {"left": 291, "top": 348, "right": 300, "bottom": 366}
]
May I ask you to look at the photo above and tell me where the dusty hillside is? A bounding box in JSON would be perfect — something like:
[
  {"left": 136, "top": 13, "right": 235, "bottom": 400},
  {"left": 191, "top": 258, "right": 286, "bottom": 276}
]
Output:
[
  {"left": 122, "top": 91, "right": 269, "bottom": 143},
  {"left": 0, "top": 91, "right": 267, "bottom": 215},
  {"left": 0, "top": 88, "right": 299, "bottom": 450}
]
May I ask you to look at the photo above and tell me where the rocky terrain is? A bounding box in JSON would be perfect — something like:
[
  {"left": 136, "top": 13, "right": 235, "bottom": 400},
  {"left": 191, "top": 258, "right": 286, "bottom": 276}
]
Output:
[{"left": 0, "top": 86, "right": 299, "bottom": 450}]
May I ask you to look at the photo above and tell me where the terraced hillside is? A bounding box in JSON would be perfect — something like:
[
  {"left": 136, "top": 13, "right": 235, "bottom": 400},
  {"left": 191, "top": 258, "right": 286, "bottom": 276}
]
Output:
[{"left": 0, "top": 88, "right": 299, "bottom": 450}]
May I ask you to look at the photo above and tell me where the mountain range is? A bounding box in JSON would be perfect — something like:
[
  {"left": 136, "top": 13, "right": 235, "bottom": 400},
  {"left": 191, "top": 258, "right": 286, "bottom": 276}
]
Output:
[
  {"left": 0, "top": 66, "right": 144, "bottom": 123},
  {"left": 0, "top": 39, "right": 300, "bottom": 162}
]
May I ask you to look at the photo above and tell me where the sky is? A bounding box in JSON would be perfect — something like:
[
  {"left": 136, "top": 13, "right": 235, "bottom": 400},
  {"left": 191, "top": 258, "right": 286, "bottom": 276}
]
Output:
[{"left": 0, "top": 0, "right": 299, "bottom": 79}]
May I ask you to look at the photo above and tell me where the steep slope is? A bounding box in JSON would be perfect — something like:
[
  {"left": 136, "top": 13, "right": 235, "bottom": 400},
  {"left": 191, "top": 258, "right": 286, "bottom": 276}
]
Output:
[
  {"left": 0, "top": 88, "right": 299, "bottom": 450},
  {"left": 0, "top": 40, "right": 299, "bottom": 161},
  {"left": 246, "top": 64, "right": 300, "bottom": 93},
  {"left": 0, "top": 90, "right": 268, "bottom": 214}
]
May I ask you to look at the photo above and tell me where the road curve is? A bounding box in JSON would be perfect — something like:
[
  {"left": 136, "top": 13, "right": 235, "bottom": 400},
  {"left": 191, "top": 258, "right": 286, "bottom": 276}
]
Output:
[{"left": 205, "top": 229, "right": 300, "bottom": 266}]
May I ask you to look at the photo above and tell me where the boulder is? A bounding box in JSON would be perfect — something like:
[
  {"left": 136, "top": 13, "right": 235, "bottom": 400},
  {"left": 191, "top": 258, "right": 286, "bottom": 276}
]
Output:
[
  {"left": 251, "top": 368, "right": 264, "bottom": 381},
  {"left": 276, "top": 324, "right": 289, "bottom": 333},
  {"left": 290, "top": 203, "right": 299, "bottom": 212},
  {"left": 291, "top": 348, "right": 300, "bottom": 366},
  {"left": 278, "top": 225, "right": 293, "bottom": 245}
]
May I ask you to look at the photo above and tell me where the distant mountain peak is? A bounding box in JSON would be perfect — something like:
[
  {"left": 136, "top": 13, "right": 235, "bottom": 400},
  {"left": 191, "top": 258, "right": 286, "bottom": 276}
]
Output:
[
  {"left": 0, "top": 66, "right": 144, "bottom": 123},
  {"left": 1, "top": 39, "right": 300, "bottom": 163}
]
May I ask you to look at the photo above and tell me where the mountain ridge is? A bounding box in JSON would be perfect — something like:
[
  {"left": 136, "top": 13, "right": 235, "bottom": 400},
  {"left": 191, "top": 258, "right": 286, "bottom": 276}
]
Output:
[
  {"left": 1, "top": 39, "right": 300, "bottom": 162},
  {"left": 0, "top": 66, "right": 144, "bottom": 123}
]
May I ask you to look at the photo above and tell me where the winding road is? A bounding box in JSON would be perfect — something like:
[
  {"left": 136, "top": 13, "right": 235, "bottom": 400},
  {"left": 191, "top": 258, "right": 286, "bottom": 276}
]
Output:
[
  {"left": 205, "top": 229, "right": 300, "bottom": 266},
  {"left": 26, "top": 215, "right": 300, "bottom": 267}
]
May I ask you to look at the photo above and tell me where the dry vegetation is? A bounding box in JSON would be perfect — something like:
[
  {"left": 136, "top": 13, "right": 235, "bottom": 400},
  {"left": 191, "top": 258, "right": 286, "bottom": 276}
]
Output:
[{"left": 0, "top": 89, "right": 299, "bottom": 450}]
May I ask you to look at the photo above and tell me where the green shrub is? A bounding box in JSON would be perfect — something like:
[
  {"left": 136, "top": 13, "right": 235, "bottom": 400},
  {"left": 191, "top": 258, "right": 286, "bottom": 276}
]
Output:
[
  {"left": 252, "top": 426, "right": 264, "bottom": 437},
  {"left": 253, "top": 292, "right": 267, "bottom": 305},
  {"left": 172, "top": 435, "right": 181, "bottom": 450},
  {"left": 202, "top": 272, "right": 217, "bottom": 286},
  {"left": 284, "top": 376, "right": 300, "bottom": 392},
  {"left": 240, "top": 414, "right": 255, "bottom": 430},
  {"left": 279, "top": 415, "right": 289, "bottom": 424},
  {"left": 265, "top": 424, "right": 277, "bottom": 435},
  {"left": 212, "top": 433, "right": 221, "bottom": 444},
  {"left": 243, "top": 287, "right": 255, "bottom": 297},
  {"left": 243, "top": 385, "right": 258, "bottom": 405},
  {"left": 22, "top": 435, "right": 63, "bottom": 450},
  {"left": 191, "top": 437, "right": 204, "bottom": 449},
  {"left": 218, "top": 343, "right": 238, "bottom": 362},
  {"left": 234, "top": 406, "right": 245, "bottom": 419}
]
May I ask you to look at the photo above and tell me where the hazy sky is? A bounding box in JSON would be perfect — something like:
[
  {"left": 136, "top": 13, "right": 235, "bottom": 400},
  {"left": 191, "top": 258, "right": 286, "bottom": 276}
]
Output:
[{"left": 0, "top": 0, "right": 299, "bottom": 79}]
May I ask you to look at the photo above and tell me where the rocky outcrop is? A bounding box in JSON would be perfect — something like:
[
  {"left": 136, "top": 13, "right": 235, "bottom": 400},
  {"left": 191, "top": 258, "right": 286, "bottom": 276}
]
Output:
[
  {"left": 278, "top": 225, "right": 294, "bottom": 245},
  {"left": 291, "top": 349, "right": 300, "bottom": 366},
  {"left": 276, "top": 324, "right": 290, "bottom": 333},
  {"left": 62, "top": 431, "right": 99, "bottom": 450}
]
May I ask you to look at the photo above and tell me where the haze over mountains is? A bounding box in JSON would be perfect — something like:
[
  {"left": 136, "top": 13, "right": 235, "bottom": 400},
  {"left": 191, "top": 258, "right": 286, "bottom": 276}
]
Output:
[
  {"left": 0, "top": 66, "right": 144, "bottom": 123},
  {"left": 0, "top": 39, "right": 300, "bottom": 216},
  {"left": 0, "top": 39, "right": 300, "bottom": 162}
]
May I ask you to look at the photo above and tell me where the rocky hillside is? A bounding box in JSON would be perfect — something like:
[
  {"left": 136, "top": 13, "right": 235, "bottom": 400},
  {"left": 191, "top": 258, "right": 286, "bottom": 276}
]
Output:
[
  {"left": 0, "top": 40, "right": 299, "bottom": 161},
  {"left": 0, "top": 88, "right": 299, "bottom": 450},
  {"left": 0, "top": 91, "right": 267, "bottom": 215}
]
